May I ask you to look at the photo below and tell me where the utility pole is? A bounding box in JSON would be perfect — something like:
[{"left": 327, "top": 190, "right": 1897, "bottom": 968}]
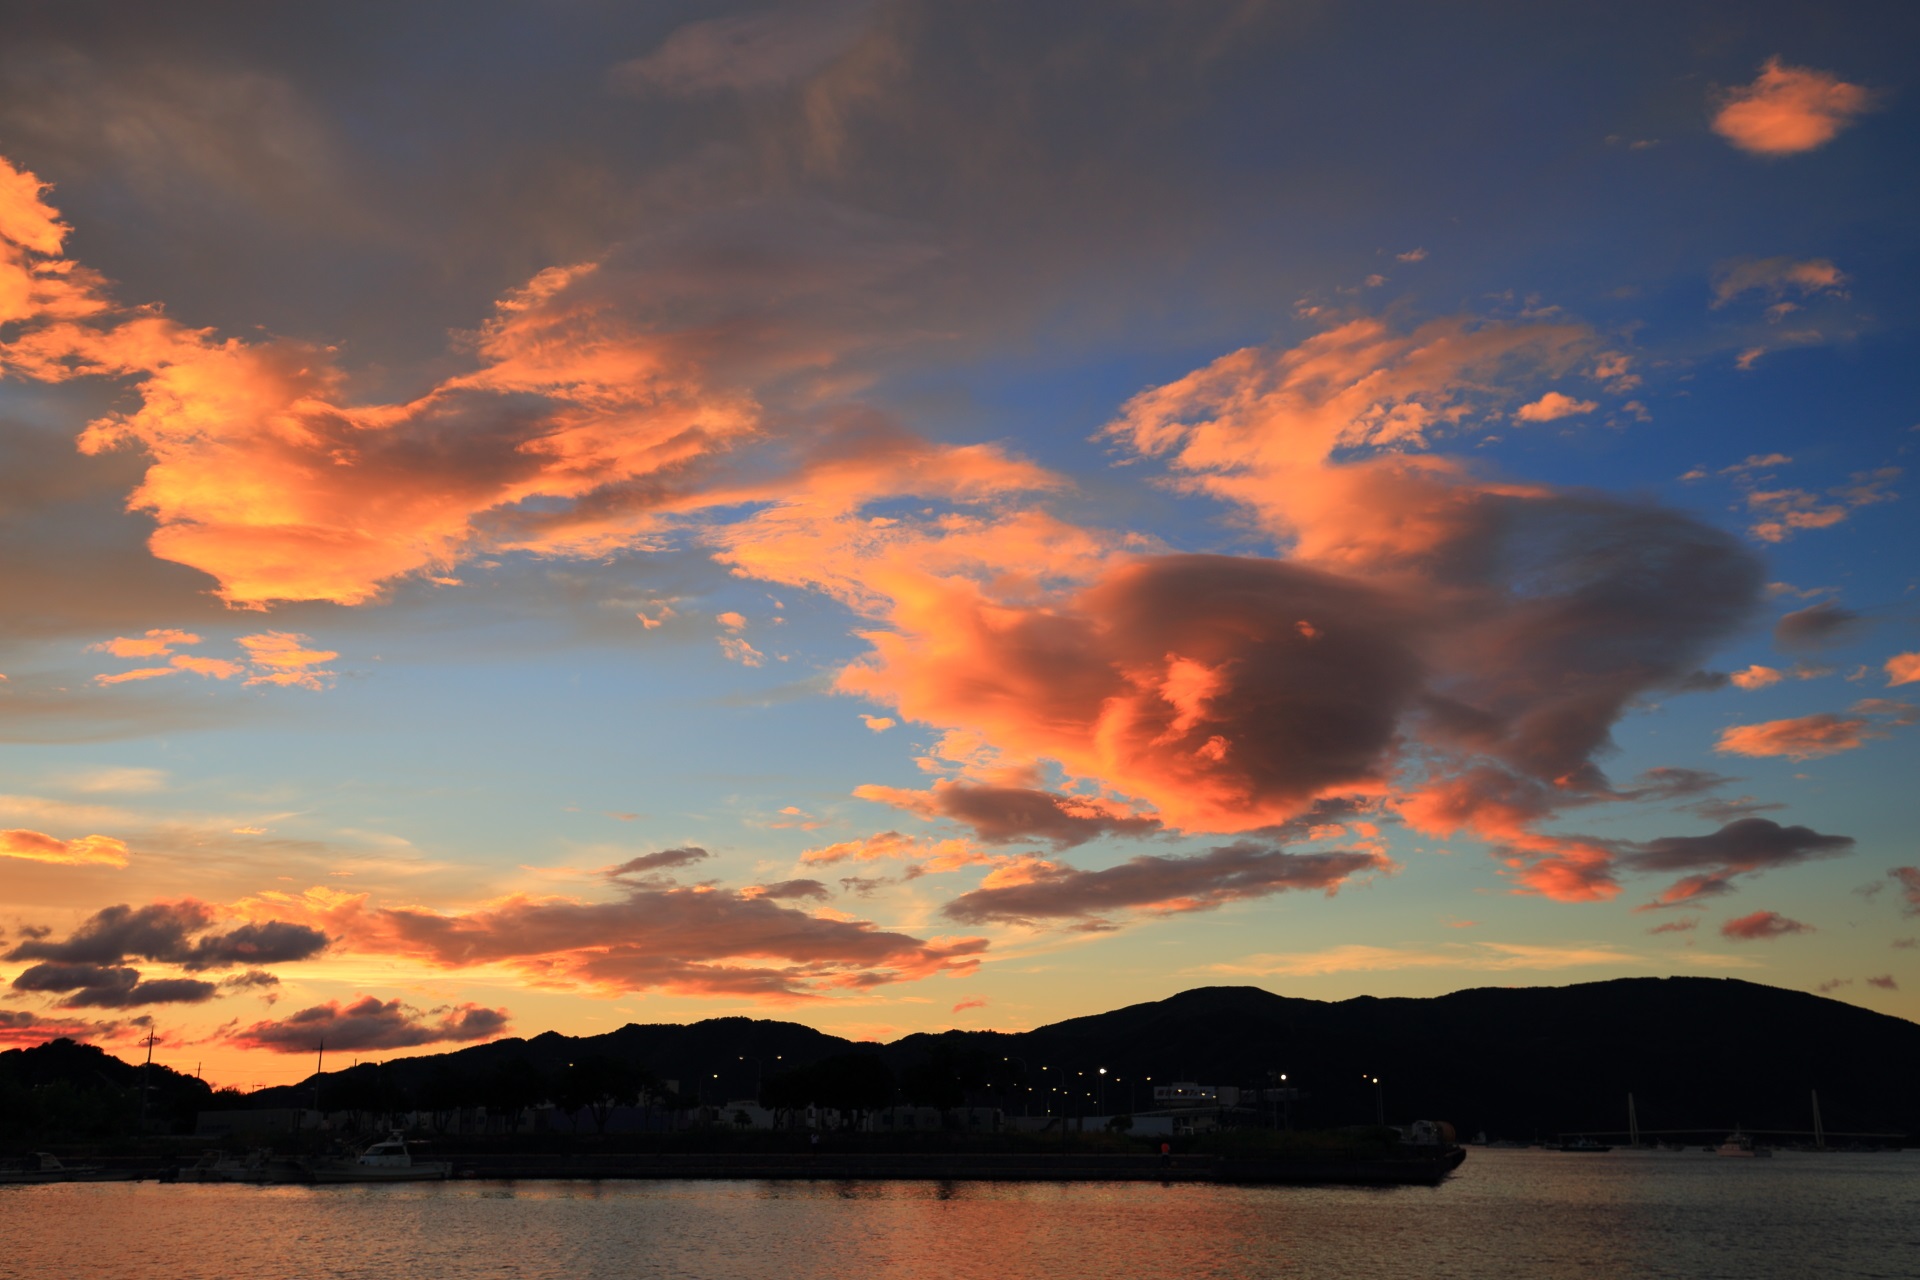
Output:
[
  {"left": 314, "top": 1039, "right": 325, "bottom": 1116},
  {"left": 1812, "top": 1089, "right": 1824, "bottom": 1149},
  {"left": 138, "top": 1028, "right": 156, "bottom": 1130}
]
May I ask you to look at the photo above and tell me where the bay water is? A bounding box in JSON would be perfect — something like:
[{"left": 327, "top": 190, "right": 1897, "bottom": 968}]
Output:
[{"left": 5, "top": 1148, "right": 1917, "bottom": 1279}]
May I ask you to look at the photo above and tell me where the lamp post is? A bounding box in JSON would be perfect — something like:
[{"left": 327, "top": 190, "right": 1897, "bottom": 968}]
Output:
[
  {"left": 1368, "top": 1075, "right": 1383, "bottom": 1126},
  {"left": 1097, "top": 1067, "right": 1108, "bottom": 1119}
]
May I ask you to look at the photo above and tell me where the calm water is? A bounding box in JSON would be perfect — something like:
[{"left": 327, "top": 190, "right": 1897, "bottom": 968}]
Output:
[{"left": 5, "top": 1149, "right": 1919, "bottom": 1280}]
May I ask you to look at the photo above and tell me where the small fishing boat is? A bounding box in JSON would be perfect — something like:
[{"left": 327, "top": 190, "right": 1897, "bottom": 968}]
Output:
[
  {"left": 0, "top": 1153, "right": 105, "bottom": 1184},
  {"left": 1715, "top": 1130, "right": 1772, "bottom": 1158},
  {"left": 307, "top": 1132, "right": 450, "bottom": 1183},
  {"left": 174, "top": 1148, "right": 308, "bottom": 1184}
]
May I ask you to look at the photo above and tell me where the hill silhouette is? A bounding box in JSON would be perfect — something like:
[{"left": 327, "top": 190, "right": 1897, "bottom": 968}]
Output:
[
  {"left": 1, "top": 1037, "right": 213, "bottom": 1138},
  {"left": 222, "top": 977, "right": 1920, "bottom": 1140}
]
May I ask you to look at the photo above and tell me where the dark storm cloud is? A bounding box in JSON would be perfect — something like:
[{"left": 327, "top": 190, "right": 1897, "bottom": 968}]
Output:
[
  {"left": 3, "top": 901, "right": 328, "bottom": 969},
  {"left": 225, "top": 995, "right": 509, "bottom": 1053},
  {"left": 607, "top": 847, "right": 710, "bottom": 877},
  {"left": 856, "top": 781, "right": 1164, "bottom": 848},
  {"left": 941, "top": 841, "right": 1391, "bottom": 927},
  {"left": 10, "top": 960, "right": 217, "bottom": 1007},
  {"left": 748, "top": 879, "right": 831, "bottom": 902},
  {"left": 1626, "top": 818, "right": 1854, "bottom": 909},
  {"left": 1774, "top": 601, "right": 1863, "bottom": 651}
]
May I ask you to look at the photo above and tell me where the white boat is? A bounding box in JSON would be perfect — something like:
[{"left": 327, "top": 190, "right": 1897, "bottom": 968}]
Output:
[{"left": 307, "top": 1132, "right": 451, "bottom": 1183}]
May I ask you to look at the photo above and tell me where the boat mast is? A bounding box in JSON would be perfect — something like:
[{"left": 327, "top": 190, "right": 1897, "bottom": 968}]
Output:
[
  {"left": 1627, "top": 1093, "right": 1638, "bottom": 1148},
  {"left": 1811, "top": 1089, "right": 1824, "bottom": 1149}
]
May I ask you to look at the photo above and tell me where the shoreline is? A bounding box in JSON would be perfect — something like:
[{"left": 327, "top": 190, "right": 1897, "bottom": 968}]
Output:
[{"left": 15, "top": 1148, "right": 1467, "bottom": 1188}]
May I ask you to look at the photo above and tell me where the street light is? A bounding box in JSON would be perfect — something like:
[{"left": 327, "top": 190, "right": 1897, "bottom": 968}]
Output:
[{"left": 1097, "top": 1067, "right": 1108, "bottom": 1117}]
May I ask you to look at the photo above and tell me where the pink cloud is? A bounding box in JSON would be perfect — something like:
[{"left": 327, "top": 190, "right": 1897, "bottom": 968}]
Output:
[
  {"left": 1730, "top": 665, "right": 1783, "bottom": 690},
  {"left": 1711, "top": 258, "right": 1847, "bottom": 307},
  {"left": 1720, "top": 910, "right": 1813, "bottom": 940},
  {"left": 1712, "top": 58, "right": 1874, "bottom": 156},
  {"left": 0, "top": 1009, "right": 130, "bottom": 1048},
  {"left": 238, "top": 876, "right": 987, "bottom": 1001},
  {"left": 1890, "top": 866, "right": 1920, "bottom": 917}
]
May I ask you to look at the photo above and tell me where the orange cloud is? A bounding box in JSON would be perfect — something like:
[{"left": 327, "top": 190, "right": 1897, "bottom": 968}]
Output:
[
  {"left": 0, "top": 828, "right": 129, "bottom": 867},
  {"left": 1730, "top": 664, "right": 1783, "bottom": 690},
  {"left": 1886, "top": 653, "right": 1920, "bottom": 687},
  {"left": 170, "top": 654, "right": 245, "bottom": 679},
  {"left": 800, "top": 830, "right": 991, "bottom": 873},
  {"left": 1513, "top": 391, "right": 1597, "bottom": 422},
  {"left": 238, "top": 631, "right": 337, "bottom": 690},
  {"left": 1717, "top": 700, "right": 1915, "bottom": 760},
  {"left": 718, "top": 636, "right": 766, "bottom": 667},
  {"left": 88, "top": 629, "right": 202, "bottom": 658},
  {"left": 1717, "top": 713, "right": 1871, "bottom": 760},
  {"left": 93, "top": 666, "right": 179, "bottom": 686},
  {"left": 0, "top": 159, "right": 777, "bottom": 607},
  {"left": 709, "top": 317, "right": 1760, "bottom": 901},
  {"left": 1712, "top": 58, "right": 1874, "bottom": 156}
]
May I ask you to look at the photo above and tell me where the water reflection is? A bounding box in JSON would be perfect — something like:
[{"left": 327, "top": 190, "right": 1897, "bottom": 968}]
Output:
[{"left": 3, "top": 1150, "right": 1916, "bottom": 1280}]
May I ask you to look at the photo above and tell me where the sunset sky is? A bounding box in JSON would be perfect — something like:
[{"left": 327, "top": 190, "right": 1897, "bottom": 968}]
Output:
[{"left": 2, "top": 1, "right": 1916, "bottom": 1090}]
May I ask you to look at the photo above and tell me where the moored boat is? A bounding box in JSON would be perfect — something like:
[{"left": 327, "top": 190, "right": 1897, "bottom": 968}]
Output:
[
  {"left": 174, "top": 1148, "right": 309, "bottom": 1184},
  {"left": 307, "top": 1132, "right": 450, "bottom": 1183},
  {"left": 1715, "top": 1130, "right": 1772, "bottom": 1158}
]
